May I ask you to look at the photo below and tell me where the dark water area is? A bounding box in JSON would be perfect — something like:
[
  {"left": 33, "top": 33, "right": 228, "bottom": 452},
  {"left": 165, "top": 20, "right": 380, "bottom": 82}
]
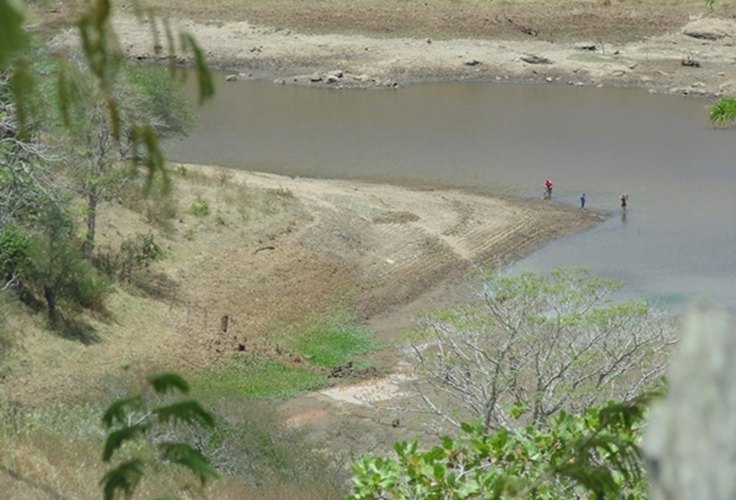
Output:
[{"left": 165, "top": 78, "right": 736, "bottom": 312}]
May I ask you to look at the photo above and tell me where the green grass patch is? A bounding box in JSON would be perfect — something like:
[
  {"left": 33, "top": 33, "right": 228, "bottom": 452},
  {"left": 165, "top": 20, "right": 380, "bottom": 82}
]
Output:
[
  {"left": 285, "top": 311, "right": 379, "bottom": 369},
  {"left": 189, "top": 198, "right": 210, "bottom": 216},
  {"left": 192, "top": 357, "right": 326, "bottom": 400}
]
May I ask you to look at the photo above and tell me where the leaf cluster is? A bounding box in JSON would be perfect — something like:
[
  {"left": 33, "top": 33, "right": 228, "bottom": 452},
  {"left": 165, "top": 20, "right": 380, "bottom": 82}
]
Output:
[
  {"left": 350, "top": 400, "right": 649, "bottom": 499},
  {"left": 100, "top": 372, "right": 219, "bottom": 500}
]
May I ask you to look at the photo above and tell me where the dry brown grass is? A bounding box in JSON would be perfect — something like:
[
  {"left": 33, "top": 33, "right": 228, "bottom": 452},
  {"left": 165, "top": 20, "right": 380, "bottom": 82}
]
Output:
[{"left": 99, "top": 0, "right": 736, "bottom": 42}]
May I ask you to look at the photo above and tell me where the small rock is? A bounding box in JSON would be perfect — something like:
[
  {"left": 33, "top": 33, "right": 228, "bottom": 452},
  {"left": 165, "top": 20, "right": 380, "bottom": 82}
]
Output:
[
  {"left": 427, "top": 38, "right": 432, "bottom": 44},
  {"left": 521, "top": 54, "right": 552, "bottom": 64},
  {"left": 325, "top": 75, "right": 339, "bottom": 84},
  {"left": 577, "top": 43, "right": 597, "bottom": 51},
  {"left": 691, "top": 82, "right": 704, "bottom": 88},
  {"left": 464, "top": 59, "right": 481, "bottom": 66},
  {"left": 225, "top": 74, "right": 237, "bottom": 82},
  {"left": 628, "top": 63, "right": 638, "bottom": 69},
  {"left": 545, "top": 76, "right": 553, "bottom": 82},
  {"left": 309, "top": 73, "right": 322, "bottom": 83},
  {"left": 684, "top": 29, "right": 725, "bottom": 40},
  {"left": 681, "top": 56, "right": 701, "bottom": 68},
  {"left": 273, "top": 78, "right": 285, "bottom": 85},
  {"left": 612, "top": 70, "right": 626, "bottom": 77}
]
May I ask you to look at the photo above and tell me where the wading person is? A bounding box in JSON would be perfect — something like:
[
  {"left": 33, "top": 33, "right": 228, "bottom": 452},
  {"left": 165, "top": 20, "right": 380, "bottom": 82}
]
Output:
[
  {"left": 620, "top": 193, "right": 628, "bottom": 210},
  {"left": 580, "top": 193, "right": 586, "bottom": 209},
  {"left": 544, "top": 179, "right": 553, "bottom": 200}
]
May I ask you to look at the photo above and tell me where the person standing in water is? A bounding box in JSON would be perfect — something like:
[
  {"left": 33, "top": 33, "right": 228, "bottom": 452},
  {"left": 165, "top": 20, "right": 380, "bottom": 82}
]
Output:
[
  {"left": 544, "top": 179, "right": 553, "bottom": 200},
  {"left": 620, "top": 193, "right": 628, "bottom": 210},
  {"left": 580, "top": 193, "right": 586, "bottom": 209}
]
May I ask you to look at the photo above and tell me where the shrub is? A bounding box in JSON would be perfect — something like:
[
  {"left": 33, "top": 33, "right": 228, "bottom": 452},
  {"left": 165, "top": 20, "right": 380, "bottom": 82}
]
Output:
[
  {"left": 0, "top": 225, "right": 30, "bottom": 279},
  {"left": 190, "top": 198, "right": 210, "bottom": 217}
]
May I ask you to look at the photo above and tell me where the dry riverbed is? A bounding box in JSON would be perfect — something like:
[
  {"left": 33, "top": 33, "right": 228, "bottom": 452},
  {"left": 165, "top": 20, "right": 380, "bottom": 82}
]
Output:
[{"left": 49, "top": 14, "right": 736, "bottom": 98}]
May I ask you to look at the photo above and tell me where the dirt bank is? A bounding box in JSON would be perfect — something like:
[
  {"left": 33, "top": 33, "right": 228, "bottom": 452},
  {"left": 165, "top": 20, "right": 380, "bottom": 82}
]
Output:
[
  {"left": 66, "top": 15, "right": 736, "bottom": 98},
  {"left": 1, "top": 165, "right": 601, "bottom": 405}
]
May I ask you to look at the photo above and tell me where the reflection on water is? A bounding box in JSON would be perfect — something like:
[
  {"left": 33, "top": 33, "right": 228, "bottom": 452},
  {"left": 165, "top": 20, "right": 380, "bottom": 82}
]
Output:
[{"left": 165, "top": 79, "right": 736, "bottom": 311}]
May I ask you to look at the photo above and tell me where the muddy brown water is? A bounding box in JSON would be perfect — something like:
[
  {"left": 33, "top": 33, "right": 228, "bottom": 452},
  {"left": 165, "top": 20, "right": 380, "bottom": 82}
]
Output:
[{"left": 166, "top": 79, "right": 736, "bottom": 312}]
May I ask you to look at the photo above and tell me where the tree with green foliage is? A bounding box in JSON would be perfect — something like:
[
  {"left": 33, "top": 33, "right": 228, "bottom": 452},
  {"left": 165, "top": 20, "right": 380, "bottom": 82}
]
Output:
[
  {"left": 405, "top": 268, "right": 676, "bottom": 433},
  {"left": 350, "top": 399, "right": 649, "bottom": 499},
  {"left": 100, "top": 372, "right": 219, "bottom": 500},
  {"left": 21, "top": 206, "right": 111, "bottom": 325}
]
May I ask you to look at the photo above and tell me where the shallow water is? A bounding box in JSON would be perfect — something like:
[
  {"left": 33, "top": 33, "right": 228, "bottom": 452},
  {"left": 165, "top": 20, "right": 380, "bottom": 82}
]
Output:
[{"left": 165, "top": 79, "right": 736, "bottom": 311}]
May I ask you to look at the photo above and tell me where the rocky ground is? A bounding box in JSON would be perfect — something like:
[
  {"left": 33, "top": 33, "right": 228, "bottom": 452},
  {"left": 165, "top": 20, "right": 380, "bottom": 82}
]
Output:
[{"left": 78, "top": 15, "right": 736, "bottom": 98}]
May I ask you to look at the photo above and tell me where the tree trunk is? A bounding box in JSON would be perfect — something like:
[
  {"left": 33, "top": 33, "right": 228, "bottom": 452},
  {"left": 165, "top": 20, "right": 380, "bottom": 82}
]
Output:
[
  {"left": 83, "top": 190, "right": 98, "bottom": 259},
  {"left": 44, "top": 284, "right": 58, "bottom": 325}
]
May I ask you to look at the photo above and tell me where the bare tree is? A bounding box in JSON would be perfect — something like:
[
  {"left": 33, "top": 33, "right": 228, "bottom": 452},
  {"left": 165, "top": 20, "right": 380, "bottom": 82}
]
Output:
[
  {"left": 0, "top": 73, "right": 61, "bottom": 232},
  {"left": 57, "top": 59, "right": 192, "bottom": 257},
  {"left": 407, "top": 268, "right": 678, "bottom": 433}
]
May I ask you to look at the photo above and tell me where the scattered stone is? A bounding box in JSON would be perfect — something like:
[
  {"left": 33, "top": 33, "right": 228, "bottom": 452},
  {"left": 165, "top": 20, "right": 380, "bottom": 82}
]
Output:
[
  {"left": 309, "top": 73, "right": 322, "bottom": 82},
  {"left": 612, "top": 70, "right": 626, "bottom": 77},
  {"left": 521, "top": 54, "right": 552, "bottom": 64},
  {"left": 464, "top": 58, "right": 481, "bottom": 66},
  {"left": 329, "top": 361, "right": 354, "bottom": 378},
  {"left": 545, "top": 76, "right": 553, "bottom": 82},
  {"left": 505, "top": 17, "right": 538, "bottom": 36},
  {"left": 691, "top": 82, "right": 705, "bottom": 88},
  {"left": 684, "top": 28, "right": 726, "bottom": 40},
  {"left": 629, "top": 62, "right": 638, "bottom": 69},
  {"left": 681, "top": 56, "right": 701, "bottom": 67},
  {"left": 325, "top": 75, "right": 339, "bottom": 84},
  {"left": 273, "top": 78, "right": 285, "bottom": 85},
  {"left": 427, "top": 38, "right": 432, "bottom": 44},
  {"left": 225, "top": 74, "right": 237, "bottom": 82},
  {"left": 577, "top": 43, "right": 597, "bottom": 51}
]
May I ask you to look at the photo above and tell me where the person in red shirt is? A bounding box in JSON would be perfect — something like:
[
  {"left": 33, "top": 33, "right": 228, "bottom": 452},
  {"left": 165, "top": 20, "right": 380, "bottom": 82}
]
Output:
[{"left": 544, "top": 179, "right": 553, "bottom": 200}]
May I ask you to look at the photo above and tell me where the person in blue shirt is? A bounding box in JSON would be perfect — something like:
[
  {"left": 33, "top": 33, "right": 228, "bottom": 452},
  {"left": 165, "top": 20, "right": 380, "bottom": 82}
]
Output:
[{"left": 580, "top": 193, "right": 586, "bottom": 209}]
